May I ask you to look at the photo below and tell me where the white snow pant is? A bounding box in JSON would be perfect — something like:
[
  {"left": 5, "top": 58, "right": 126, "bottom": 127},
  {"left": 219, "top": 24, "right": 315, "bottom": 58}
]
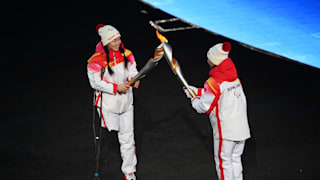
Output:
[
  {"left": 99, "top": 108, "right": 137, "bottom": 174},
  {"left": 117, "top": 109, "right": 137, "bottom": 174},
  {"left": 213, "top": 139, "right": 245, "bottom": 180}
]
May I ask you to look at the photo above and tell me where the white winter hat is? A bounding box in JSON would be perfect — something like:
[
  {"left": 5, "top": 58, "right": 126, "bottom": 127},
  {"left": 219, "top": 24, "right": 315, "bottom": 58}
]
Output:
[
  {"left": 96, "top": 24, "right": 121, "bottom": 46},
  {"left": 207, "top": 42, "right": 231, "bottom": 65}
]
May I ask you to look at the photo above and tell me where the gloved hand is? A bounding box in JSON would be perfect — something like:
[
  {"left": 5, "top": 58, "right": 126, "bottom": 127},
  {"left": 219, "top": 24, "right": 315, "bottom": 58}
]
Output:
[
  {"left": 188, "top": 85, "right": 198, "bottom": 93},
  {"left": 184, "top": 85, "right": 198, "bottom": 99},
  {"left": 184, "top": 88, "right": 192, "bottom": 99}
]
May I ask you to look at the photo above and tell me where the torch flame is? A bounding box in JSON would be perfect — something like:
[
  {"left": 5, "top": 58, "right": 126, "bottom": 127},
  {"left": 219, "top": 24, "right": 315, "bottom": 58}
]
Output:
[{"left": 156, "top": 30, "right": 168, "bottom": 43}]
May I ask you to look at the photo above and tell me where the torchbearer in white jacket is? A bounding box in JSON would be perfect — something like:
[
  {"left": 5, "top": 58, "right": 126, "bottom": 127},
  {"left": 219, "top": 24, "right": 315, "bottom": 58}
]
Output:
[
  {"left": 184, "top": 42, "right": 251, "bottom": 180},
  {"left": 87, "top": 24, "right": 147, "bottom": 180}
]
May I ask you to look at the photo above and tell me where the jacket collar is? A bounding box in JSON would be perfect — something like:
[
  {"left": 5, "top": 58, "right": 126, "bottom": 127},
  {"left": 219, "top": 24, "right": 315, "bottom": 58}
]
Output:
[{"left": 209, "top": 58, "right": 238, "bottom": 82}]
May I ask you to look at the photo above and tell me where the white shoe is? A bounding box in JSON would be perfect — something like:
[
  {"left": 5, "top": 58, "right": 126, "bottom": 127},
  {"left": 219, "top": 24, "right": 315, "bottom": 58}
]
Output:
[{"left": 124, "top": 173, "right": 136, "bottom": 180}]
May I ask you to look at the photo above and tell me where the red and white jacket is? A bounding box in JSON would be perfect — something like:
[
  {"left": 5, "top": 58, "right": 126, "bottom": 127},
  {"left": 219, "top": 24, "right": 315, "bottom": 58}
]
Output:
[
  {"left": 191, "top": 58, "right": 250, "bottom": 141},
  {"left": 87, "top": 42, "right": 138, "bottom": 114}
]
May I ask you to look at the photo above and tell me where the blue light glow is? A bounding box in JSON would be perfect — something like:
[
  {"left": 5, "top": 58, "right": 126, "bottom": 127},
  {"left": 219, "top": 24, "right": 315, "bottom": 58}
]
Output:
[{"left": 144, "top": 0, "right": 320, "bottom": 68}]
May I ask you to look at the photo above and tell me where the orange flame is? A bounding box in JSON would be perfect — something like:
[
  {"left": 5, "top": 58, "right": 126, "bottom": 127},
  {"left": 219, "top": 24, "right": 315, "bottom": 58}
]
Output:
[{"left": 156, "top": 30, "right": 168, "bottom": 43}]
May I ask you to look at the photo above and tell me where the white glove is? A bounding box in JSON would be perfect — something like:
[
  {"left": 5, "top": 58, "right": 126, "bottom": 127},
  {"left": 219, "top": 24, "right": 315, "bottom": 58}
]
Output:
[
  {"left": 184, "top": 85, "right": 198, "bottom": 99},
  {"left": 184, "top": 88, "right": 192, "bottom": 99},
  {"left": 188, "top": 85, "right": 198, "bottom": 93}
]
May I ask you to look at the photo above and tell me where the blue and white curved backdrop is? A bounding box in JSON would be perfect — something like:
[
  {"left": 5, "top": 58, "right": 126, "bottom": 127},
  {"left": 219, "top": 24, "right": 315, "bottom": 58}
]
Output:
[{"left": 143, "top": 0, "right": 320, "bottom": 69}]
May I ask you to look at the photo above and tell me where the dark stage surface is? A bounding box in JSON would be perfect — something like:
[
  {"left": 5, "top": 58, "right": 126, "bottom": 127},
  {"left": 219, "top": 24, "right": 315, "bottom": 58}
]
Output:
[{"left": 2, "top": 1, "right": 320, "bottom": 179}]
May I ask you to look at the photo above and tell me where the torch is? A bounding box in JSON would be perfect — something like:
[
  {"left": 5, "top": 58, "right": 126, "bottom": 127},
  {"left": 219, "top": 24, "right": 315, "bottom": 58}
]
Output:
[
  {"left": 155, "top": 31, "right": 196, "bottom": 98},
  {"left": 127, "top": 42, "right": 164, "bottom": 86}
]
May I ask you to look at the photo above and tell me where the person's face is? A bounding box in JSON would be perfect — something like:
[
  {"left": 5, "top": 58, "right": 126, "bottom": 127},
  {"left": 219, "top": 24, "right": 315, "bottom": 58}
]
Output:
[{"left": 107, "top": 37, "right": 121, "bottom": 51}]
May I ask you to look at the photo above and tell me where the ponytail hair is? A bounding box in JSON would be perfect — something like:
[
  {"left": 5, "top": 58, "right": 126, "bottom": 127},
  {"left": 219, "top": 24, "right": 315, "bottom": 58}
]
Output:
[
  {"left": 119, "top": 46, "right": 129, "bottom": 68},
  {"left": 103, "top": 46, "right": 114, "bottom": 75},
  {"left": 103, "top": 44, "right": 129, "bottom": 75}
]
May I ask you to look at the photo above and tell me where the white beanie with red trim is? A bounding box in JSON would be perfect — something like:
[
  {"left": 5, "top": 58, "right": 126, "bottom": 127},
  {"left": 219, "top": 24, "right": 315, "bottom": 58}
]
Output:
[
  {"left": 96, "top": 24, "right": 121, "bottom": 46},
  {"left": 207, "top": 42, "right": 231, "bottom": 65}
]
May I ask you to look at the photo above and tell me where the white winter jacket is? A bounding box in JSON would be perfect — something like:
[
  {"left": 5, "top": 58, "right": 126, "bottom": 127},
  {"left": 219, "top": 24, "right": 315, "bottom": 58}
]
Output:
[
  {"left": 87, "top": 42, "right": 138, "bottom": 114},
  {"left": 191, "top": 58, "right": 250, "bottom": 141}
]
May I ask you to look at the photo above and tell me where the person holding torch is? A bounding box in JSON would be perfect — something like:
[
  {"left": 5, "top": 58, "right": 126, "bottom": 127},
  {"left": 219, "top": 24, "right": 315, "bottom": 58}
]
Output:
[
  {"left": 184, "top": 42, "right": 251, "bottom": 180},
  {"left": 87, "top": 24, "right": 163, "bottom": 180}
]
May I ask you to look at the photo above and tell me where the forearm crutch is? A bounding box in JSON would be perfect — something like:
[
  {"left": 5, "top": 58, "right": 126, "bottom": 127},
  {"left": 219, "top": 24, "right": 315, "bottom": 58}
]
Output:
[{"left": 93, "top": 90, "right": 102, "bottom": 180}]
